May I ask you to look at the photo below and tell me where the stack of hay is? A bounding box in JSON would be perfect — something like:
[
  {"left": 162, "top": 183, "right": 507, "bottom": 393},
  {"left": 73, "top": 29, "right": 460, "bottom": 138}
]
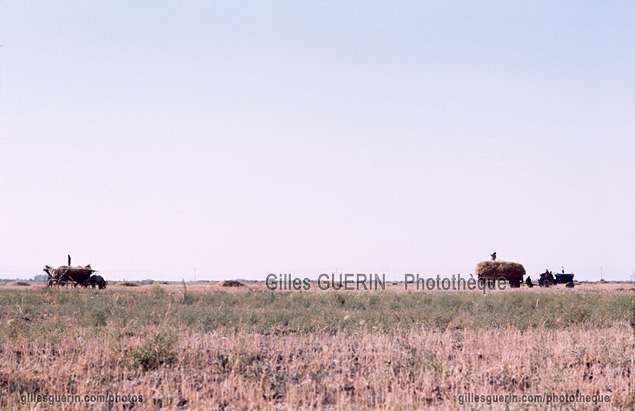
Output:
[
  {"left": 9, "top": 281, "right": 31, "bottom": 287},
  {"left": 220, "top": 280, "right": 244, "bottom": 287},
  {"left": 45, "top": 264, "right": 95, "bottom": 284},
  {"left": 117, "top": 281, "right": 140, "bottom": 287},
  {"left": 475, "top": 261, "right": 525, "bottom": 282}
]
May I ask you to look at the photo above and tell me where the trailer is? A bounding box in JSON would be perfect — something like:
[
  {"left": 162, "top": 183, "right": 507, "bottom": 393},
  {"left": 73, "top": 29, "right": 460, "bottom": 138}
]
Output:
[
  {"left": 44, "top": 265, "right": 96, "bottom": 288},
  {"left": 475, "top": 260, "right": 526, "bottom": 288}
]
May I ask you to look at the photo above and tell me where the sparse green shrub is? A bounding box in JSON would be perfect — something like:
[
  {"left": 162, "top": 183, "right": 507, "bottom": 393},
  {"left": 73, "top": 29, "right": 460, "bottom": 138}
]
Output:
[
  {"left": 149, "top": 284, "right": 167, "bottom": 299},
  {"left": 129, "top": 332, "right": 177, "bottom": 371},
  {"left": 84, "top": 309, "right": 108, "bottom": 327},
  {"left": 216, "top": 352, "right": 229, "bottom": 373}
]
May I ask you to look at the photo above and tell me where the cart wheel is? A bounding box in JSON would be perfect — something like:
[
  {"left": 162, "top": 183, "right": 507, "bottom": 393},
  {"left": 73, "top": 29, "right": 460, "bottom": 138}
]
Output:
[{"left": 509, "top": 280, "right": 521, "bottom": 288}]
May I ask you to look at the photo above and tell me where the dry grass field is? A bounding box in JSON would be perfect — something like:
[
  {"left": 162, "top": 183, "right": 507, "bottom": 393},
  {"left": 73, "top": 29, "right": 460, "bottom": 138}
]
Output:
[{"left": 0, "top": 281, "right": 633, "bottom": 409}]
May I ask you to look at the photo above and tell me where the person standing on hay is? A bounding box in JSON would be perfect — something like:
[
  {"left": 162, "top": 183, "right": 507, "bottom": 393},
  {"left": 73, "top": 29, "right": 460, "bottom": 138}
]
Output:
[{"left": 490, "top": 252, "right": 497, "bottom": 261}]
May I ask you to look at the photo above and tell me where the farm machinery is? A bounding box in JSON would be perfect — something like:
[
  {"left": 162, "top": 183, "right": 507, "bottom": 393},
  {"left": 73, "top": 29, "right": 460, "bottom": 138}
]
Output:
[
  {"left": 43, "top": 263, "right": 106, "bottom": 288},
  {"left": 476, "top": 257, "right": 576, "bottom": 289},
  {"left": 538, "top": 267, "right": 575, "bottom": 287}
]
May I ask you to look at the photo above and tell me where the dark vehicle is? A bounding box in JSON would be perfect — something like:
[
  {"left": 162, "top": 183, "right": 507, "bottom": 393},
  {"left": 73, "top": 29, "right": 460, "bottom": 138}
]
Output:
[
  {"left": 555, "top": 273, "right": 575, "bottom": 284},
  {"left": 538, "top": 270, "right": 555, "bottom": 287},
  {"left": 539, "top": 267, "right": 575, "bottom": 287}
]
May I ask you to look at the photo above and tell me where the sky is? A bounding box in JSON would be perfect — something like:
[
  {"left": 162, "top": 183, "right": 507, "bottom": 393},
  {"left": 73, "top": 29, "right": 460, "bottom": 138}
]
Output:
[{"left": 1, "top": 1, "right": 634, "bottom": 281}]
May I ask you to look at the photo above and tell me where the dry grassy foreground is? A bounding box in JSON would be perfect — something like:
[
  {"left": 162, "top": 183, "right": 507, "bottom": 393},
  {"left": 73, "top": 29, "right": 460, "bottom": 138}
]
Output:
[{"left": 0, "top": 284, "right": 633, "bottom": 409}]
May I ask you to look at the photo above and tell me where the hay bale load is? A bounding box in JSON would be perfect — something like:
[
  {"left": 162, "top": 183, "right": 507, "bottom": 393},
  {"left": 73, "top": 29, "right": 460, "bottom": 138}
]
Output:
[
  {"left": 475, "top": 261, "right": 526, "bottom": 288},
  {"left": 117, "top": 281, "right": 140, "bottom": 287},
  {"left": 220, "top": 280, "right": 244, "bottom": 287},
  {"left": 9, "top": 281, "right": 31, "bottom": 287},
  {"left": 44, "top": 265, "right": 95, "bottom": 287}
]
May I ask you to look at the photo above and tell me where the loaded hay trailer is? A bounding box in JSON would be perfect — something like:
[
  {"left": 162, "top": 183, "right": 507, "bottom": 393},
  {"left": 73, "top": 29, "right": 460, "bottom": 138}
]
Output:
[
  {"left": 475, "top": 260, "right": 526, "bottom": 288},
  {"left": 44, "top": 265, "right": 96, "bottom": 288}
]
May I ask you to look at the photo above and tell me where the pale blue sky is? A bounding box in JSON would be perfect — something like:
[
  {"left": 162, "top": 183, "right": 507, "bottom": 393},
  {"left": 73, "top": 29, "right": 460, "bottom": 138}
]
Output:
[{"left": 1, "top": 1, "right": 634, "bottom": 281}]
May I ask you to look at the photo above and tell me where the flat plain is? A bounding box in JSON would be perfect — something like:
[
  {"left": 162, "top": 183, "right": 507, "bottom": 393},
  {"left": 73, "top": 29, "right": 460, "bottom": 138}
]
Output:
[{"left": 0, "top": 281, "right": 633, "bottom": 410}]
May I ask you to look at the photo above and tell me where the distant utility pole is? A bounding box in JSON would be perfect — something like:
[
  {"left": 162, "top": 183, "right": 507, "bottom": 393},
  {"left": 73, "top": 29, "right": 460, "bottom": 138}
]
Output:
[
  {"left": 194, "top": 267, "right": 197, "bottom": 282},
  {"left": 600, "top": 267, "right": 603, "bottom": 281}
]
